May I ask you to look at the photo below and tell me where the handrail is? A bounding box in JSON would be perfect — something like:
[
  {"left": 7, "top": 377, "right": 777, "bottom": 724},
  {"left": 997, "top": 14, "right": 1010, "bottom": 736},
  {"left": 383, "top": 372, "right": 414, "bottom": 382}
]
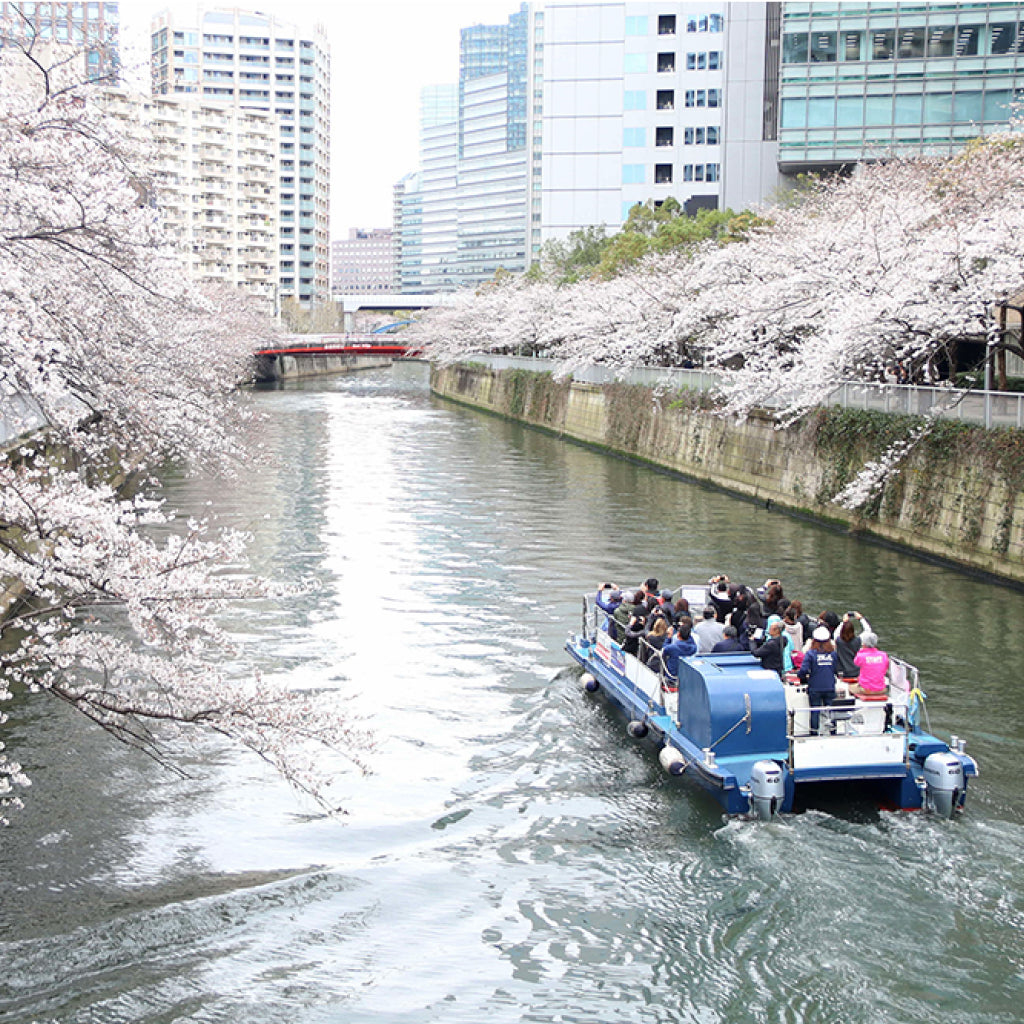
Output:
[{"left": 468, "top": 354, "right": 1024, "bottom": 430}]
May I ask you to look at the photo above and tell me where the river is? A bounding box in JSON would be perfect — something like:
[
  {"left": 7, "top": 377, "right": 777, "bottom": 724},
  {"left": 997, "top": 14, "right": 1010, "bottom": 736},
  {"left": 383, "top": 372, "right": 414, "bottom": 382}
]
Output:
[{"left": 1, "top": 363, "right": 1021, "bottom": 1023}]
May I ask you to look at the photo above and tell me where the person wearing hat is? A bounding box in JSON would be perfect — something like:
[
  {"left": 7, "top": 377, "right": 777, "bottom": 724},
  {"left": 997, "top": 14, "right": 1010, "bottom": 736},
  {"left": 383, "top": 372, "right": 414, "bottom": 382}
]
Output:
[
  {"left": 798, "top": 625, "right": 839, "bottom": 733},
  {"left": 595, "top": 584, "right": 623, "bottom": 640}
]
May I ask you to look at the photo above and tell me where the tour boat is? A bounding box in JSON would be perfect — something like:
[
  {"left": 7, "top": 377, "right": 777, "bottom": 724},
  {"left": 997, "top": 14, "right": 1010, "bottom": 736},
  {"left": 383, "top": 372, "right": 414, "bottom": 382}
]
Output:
[{"left": 565, "top": 584, "right": 979, "bottom": 820}]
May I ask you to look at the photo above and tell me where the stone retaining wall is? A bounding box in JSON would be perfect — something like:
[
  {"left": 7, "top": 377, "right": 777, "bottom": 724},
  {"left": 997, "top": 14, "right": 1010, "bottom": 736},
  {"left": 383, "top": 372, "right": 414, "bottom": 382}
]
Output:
[{"left": 431, "top": 363, "right": 1024, "bottom": 586}]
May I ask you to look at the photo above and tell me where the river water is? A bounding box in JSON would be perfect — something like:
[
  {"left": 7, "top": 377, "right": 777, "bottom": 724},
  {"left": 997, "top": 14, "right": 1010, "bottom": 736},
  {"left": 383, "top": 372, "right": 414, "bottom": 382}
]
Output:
[{"left": 1, "top": 363, "right": 1022, "bottom": 1024}]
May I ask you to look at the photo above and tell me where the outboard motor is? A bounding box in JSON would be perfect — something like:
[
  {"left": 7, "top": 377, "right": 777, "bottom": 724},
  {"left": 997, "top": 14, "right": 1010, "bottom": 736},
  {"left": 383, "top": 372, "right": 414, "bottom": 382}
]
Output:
[
  {"left": 923, "top": 752, "right": 965, "bottom": 818},
  {"left": 748, "top": 760, "right": 785, "bottom": 821}
]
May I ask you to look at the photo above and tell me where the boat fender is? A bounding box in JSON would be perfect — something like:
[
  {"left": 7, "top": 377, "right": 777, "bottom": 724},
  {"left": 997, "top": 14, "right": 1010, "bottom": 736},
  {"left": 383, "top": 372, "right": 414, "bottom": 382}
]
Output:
[
  {"left": 627, "top": 720, "right": 649, "bottom": 739},
  {"left": 659, "top": 745, "right": 686, "bottom": 776},
  {"left": 581, "top": 673, "right": 599, "bottom": 692},
  {"left": 748, "top": 760, "right": 785, "bottom": 822},
  {"left": 923, "top": 751, "right": 964, "bottom": 818}
]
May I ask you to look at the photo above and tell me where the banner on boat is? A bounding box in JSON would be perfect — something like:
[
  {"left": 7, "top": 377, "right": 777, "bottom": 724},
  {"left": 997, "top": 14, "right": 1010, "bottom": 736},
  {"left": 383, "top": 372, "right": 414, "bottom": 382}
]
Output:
[{"left": 595, "top": 630, "right": 626, "bottom": 674}]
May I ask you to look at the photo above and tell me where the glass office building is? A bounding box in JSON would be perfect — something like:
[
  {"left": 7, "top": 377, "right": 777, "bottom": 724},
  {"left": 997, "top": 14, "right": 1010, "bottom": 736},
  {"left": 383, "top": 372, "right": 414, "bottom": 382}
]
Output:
[
  {"left": 0, "top": 1, "right": 120, "bottom": 80},
  {"left": 778, "top": 2, "right": 1024, "bottom": 173}
]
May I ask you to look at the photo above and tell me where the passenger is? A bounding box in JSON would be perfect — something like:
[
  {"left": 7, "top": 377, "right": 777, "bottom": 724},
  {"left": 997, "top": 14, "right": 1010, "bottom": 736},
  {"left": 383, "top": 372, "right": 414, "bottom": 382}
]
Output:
[
  {"left": 834, "top": 611, "right": 871, "bottom": 681},
  {"left": 622, "top": 612, "right": 648, "bottom": 658},
  {"left": 642, "top": 616, "right": 670, "bottom": 665},
  {"left": 614, "top": 590, "right": 642, "bottom": 635},
  {"left": 799, "top": 625, "right": 839, "bottom": 733},
  {"left": 766, "top": 614, "right": 795, "bottom": 673},
  {"left": 711, "top": 624, "right": 744, "bottom": 653},
  {"left": 672, "top": 597, "right": 690, "bottom": 624},
  {"left": 661, "top": 623, "right": 697, "bottom": 682},
  {"left": 850, "top": 631, "right": 889, "bottom": 696},
  {"left": 762, "top": 580, "right": 784, "bottom": 616},
  {"left": 782, "top": 605, "right": 804, "bottom": 651},
  {"left": 641, "top": 577, "right": 660, "bottom": 599},
  {"left": 750, "top": 619, "right": 786, "bottom": 679},
  {"left": 788, "top": 599, "right": 813, "bottom": 644},
  {"left": 693, "top": 605, "right": 725, "bottom": 654},
  {"left": 595, "top": 584, "right": 622, "bottom": 639},
  {"left": 707, "top": 576, "right": 733, "bottom": 622}
]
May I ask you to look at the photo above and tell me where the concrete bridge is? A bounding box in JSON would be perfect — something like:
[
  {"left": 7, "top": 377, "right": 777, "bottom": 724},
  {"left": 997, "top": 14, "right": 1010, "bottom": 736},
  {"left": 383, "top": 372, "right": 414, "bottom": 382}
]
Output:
[
  {"left": 253, "top": 335, "right": 419, "bottom": 383},
  {"left": 332, "top": 292, "right": 453, "bottom": 333}
]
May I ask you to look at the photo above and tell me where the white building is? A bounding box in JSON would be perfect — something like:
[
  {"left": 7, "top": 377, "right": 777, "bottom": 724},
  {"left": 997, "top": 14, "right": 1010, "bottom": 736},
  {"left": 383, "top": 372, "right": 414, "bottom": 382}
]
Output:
[
  {"left": 150, "top": 6, "right": 330, "bottom": 309},
  {"left": 98, "top": 88, "right": 279, "bottom": 304},
  {"left": 541, "top": 1, "right": 779, "bottom": 239}
]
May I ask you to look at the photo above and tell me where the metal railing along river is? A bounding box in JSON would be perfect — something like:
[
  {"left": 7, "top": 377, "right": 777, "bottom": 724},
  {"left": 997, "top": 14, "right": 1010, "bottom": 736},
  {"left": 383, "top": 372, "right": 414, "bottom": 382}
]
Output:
[{"left": 465, "top": 354, "right": 1024, "bottom": 430}]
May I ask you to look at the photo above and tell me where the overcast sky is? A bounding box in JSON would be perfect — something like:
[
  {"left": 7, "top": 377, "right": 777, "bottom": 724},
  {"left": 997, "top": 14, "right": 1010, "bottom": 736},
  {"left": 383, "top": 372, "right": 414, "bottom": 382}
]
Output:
[{"left": 122, "top": 1, "right": 524, "bottom": 234}]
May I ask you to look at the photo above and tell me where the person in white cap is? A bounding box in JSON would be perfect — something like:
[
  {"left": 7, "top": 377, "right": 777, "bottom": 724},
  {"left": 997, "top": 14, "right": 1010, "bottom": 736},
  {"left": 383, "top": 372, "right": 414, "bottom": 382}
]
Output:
[{"left": 798, "top": 625, "right": 839, "bottom": 734}]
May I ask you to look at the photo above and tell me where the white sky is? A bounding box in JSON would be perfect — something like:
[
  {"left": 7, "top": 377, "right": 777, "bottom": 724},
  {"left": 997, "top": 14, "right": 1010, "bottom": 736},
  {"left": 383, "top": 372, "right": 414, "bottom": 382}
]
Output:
[{"left": 121, "top": 1, "right": 524, "bottom": 234}]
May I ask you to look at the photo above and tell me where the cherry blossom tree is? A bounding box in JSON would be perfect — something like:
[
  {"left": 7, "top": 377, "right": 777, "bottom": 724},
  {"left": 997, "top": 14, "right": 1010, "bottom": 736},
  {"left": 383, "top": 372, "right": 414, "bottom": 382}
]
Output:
[
  {"left": 414, "top": 130, "right": 1024, "bottom": 503},
  {"left": 0, "top": 48, "right": 369, "bottom": 822}
]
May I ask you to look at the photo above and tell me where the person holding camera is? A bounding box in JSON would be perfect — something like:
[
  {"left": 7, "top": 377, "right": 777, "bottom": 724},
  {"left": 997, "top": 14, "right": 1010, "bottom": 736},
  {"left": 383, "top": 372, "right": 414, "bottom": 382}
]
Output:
[{"left": 834, "top": 610, "right": 872, "bottom": 681}]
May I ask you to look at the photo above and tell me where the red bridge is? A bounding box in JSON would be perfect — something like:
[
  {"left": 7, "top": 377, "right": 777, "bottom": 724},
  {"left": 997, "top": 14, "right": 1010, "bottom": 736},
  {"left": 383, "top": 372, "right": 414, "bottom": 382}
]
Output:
[{"left": 253, "top": 335, "right": 421, "bottom": 383}]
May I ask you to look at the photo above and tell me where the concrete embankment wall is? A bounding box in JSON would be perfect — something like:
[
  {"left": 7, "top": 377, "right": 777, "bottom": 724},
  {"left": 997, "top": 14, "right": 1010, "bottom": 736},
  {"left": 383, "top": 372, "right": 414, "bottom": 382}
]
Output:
[
  {"left": 431, "top": 363, "right": 1024, "bottom": 586},
  {"left": 255, "top": 353, "right": 392, "bottom": 382}
]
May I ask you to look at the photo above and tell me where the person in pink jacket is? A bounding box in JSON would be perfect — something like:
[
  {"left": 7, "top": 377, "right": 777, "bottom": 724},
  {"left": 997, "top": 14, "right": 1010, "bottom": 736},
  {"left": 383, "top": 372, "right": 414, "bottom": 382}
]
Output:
[{"left": 850, "top": 631, "right": 889, "bottom": 695}]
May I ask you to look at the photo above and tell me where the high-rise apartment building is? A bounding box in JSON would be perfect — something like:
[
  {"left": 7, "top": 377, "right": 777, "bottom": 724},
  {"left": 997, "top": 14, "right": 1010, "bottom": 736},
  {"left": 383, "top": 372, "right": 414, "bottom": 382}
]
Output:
[
  {"left": 331, "top": 229, "right": 395, "bottom": 295},
  {"left": 150, "top": 6, "right": 330, "bottom": 309},
  {"left": 777, "top": 2, "right": 1024, "bottom": 174},
  {"left": 96, "top": 88, "right": 279, "bottom": 304},
  {"left": 0, "top": 0, "right": 120, "bottom": 80}
]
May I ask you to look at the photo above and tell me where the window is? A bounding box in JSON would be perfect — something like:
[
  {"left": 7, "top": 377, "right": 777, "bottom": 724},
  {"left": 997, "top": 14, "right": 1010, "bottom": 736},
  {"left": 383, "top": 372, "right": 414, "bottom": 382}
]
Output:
[
  {"left": 623, "top": 127, "right": 646, "bottom": 147},
  {"left": 897, "top": 27, "right": 924, "bottom": 59},
  {"left": 624, "top": 89, "right": 647, "bottom": 110},
  {"left": 708, "top": 51, "right": 721, "bottom": 70},
  {"left": 696, "top": 89, "right": 706, "bottom": 107},
  {"left": 783, "top": 32, "right": 808, "bottom": 63},
  {"left": 708, "top": 89, "right": 721, "bottom": 107},
  {"left": 655, "top": 163, "right": 673, "bottom": 183},
  {"left": 687, "top": 52, "right": 696, "bottom": 70},
  {"left": 695, "top": 164, "right": 705, "bottom": 181},
  {"left": 698, "top": 52, "right": 707, "bottom": 70},
  {"left": 658, "top": 52, "right": 676, "bottom": 72},
  {"left": 955, "top": 26, "right": 979, "bottom": 57},
  {"left": 841, "top": 30, "right": 864, "bottom": 61},
  {"left": 927, "top": 26, "right": 955, "bottom": 58},
  {"left": 709, "top": 14, "right": 723, "bottom": 32},
  {"left": 810, "top": 31, "right": 837, "bottom": 62},
  {"left": 706, "top": 163, "right": 720, "bottom": 182},
  {"left": 658, "top": 15, "right": 676, "bottom": 36},
  {"left": 683, "top": 164, "right": 694, "bottom": 181},
  {"left": 684, "top": 126, "right": 694, "bottom": 144},
  {"left": 624, "top": 53, "right": 648, "bottom": 73},
  {"left": 707, "top": 126, "right": 719, "bottom": 144},
  {"left": 991, "top": 23, "right": 1023, "bottom": 55},
  {"left": 871, "top": 29, "right": 895, "bottom": 60},
  {"left": 687, "top": 18, "right": 697, "bottom": 33},
  {"left": 656, "top": 126, "right": 674, "bottom": 146},
  {"left": 622, "top": 163, "right": 645, "bottom": 184},
  {"left": 625, "top": 16, "right": 648, "bottom": 36},
  {"left": 657, "top": 89, "right": 674, "bottom": 110},
  {"left": 695, "top": 127, "right": 705, "bottom": 144},
  {"left": 685, "top": 89, "right": 695, "bottom": 107}
]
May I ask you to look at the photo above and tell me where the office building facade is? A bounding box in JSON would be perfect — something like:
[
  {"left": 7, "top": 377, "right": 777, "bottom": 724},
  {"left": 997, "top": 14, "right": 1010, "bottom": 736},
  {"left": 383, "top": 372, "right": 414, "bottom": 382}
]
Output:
[
  {"left": 397, "top": 4, "right": 542, "bottom": 291},
  {"left": 541, "top": 1, "right": 779, "bottom": 238},
  {"left": 0, "top": 0, "right": 120, "bottom": 80},
  {"left": 778, "top": 2, "right": 1024, "bottom": 174},
  {"left": 331, "top": 229, "right": 395, "bottom": 295},
  {"left": 150, "top": 6, "right": 330, "bottom": 309}
]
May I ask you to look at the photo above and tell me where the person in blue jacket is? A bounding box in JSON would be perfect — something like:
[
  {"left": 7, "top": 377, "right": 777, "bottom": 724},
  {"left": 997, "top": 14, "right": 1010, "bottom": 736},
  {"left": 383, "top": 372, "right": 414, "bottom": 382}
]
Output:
[
  {"left": 798, "top": 625, "right": 839, "bottom": 734},
  {"left": 661, "top": 623, "right": 697, "bottom": 686},
  {"left": 595, "top": 584, "right": 622, "bottom": 639}
]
